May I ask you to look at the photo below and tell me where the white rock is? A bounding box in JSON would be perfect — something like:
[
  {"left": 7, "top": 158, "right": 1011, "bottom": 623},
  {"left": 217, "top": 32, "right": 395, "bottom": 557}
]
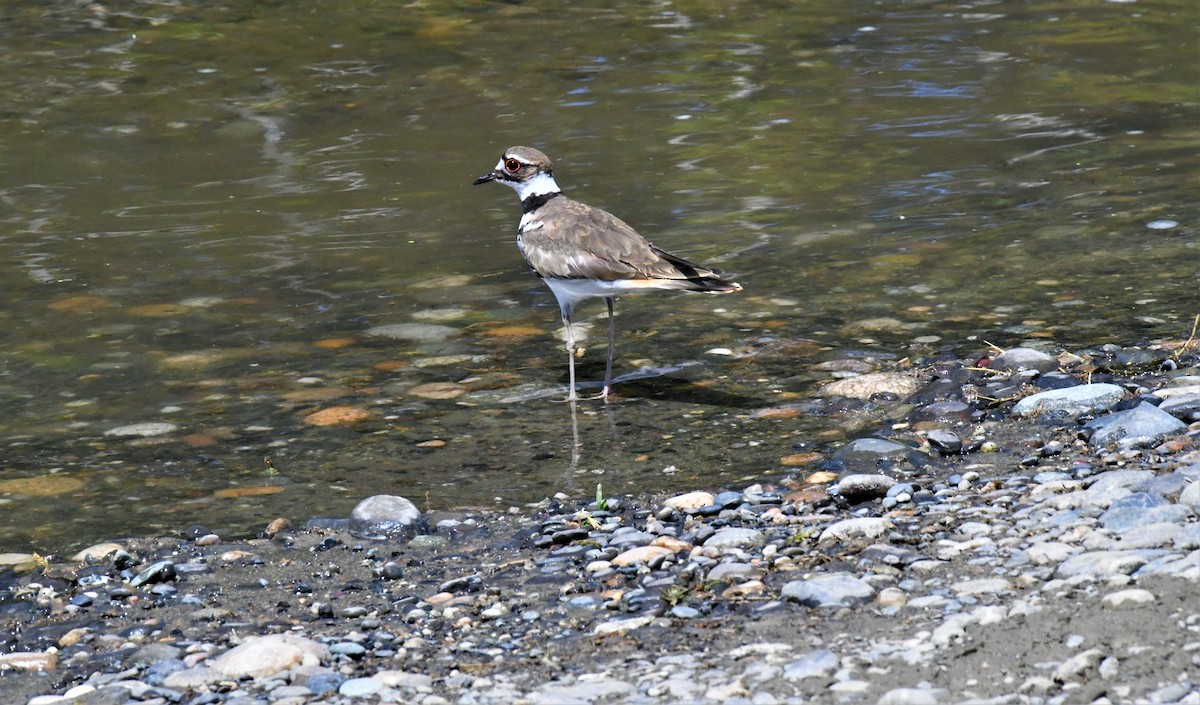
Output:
[
  {"left": 704, "top": 527, "right": 765, "bottom": 549},
  {"left": 663, "top": 491, "right": 715, "bottom": 510},
  {"left": 209, "top": 633, "right": 329, "bottom": 679},
  {"left": 1025, "top": 541, "right": 1078, "bottom": 564},
  {"left": 593, "top": 615, "right": 656, "bottom": 636},
  {"left": 1011, "top": 383, "right": 1125, "bottom": 417},
  {"left": 1052, "top": 648, "right": 1105, "bottom": 682},
  {"left": 952, "top": 578, "right": 1011, "bottom": 596},
  {"left": 878, "top": 687, "right": 949, "bottom": 705},
  {"left": 372, "top": 670, "right": 433, "bottom": 689},
  {"left": 1102, "top": 588, "right": 1156, "bottom": 608},
  {"left": 105, "top": 422, "right": 178, "bottom": 437}
]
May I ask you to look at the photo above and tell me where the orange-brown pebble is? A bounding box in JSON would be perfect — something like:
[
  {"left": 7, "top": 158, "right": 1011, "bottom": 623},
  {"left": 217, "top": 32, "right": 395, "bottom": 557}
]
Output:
[
  {"left": 314, "top": 337, "right": 357, "bottom": 349},
  {"left": 303, "top": 406, "right": 371, "bottom": 426},
  {"left": 213, "top": 486, "right": 286, "bottom": 499},
  {"left": 780, "top": 452, "right": 822, "bottom": 467}
]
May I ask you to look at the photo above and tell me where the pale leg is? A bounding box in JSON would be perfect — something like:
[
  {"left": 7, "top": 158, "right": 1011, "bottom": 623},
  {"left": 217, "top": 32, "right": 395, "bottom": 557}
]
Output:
[
  {"left": 601, "top": 297, "right": 616, "bottom": 400},
  {"left": 561, "top": 305, "right": 578, "bottom": 402}
]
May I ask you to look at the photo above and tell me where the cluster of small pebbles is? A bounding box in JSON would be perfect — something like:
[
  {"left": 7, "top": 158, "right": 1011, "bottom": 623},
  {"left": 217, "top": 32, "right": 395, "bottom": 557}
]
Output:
[{"left": 2, "top": 343, "right": 1199, "bottom": 704}]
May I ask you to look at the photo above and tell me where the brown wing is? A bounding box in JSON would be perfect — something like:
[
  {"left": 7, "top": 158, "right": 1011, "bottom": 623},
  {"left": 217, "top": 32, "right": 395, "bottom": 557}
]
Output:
[{"left": 521, "top": 197, "right": 724, "bottom": 282}]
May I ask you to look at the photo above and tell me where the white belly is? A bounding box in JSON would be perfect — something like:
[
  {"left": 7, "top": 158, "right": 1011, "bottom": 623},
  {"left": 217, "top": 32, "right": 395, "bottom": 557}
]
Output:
[{"left": 542, "top": 276, "right": 686, "bottom": 314}]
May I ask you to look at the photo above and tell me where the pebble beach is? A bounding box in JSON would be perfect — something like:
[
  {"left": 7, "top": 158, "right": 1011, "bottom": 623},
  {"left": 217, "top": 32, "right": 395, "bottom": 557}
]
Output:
[{"left": 2, "top": 341, "right": 1199, "bottom": 705}]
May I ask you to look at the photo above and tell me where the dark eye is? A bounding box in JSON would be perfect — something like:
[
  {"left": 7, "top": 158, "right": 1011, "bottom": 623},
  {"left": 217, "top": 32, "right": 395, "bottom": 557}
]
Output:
[{"left": 504, "top": 158, "right": 522, "bottom": 173}]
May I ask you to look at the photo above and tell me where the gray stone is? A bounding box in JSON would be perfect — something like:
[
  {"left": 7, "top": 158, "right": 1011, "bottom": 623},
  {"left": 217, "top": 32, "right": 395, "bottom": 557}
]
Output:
[
  {"left": 1055, "top": 550, "right": 1148, "bottom": 579},
  {"left": 1157, "top": 393, "right": 1200, "bottom": 421},
  {"left": 1085, "top": 402, "right": 1187, "bottom": 448},
  {"left": 831, "top": 438, "right": 929, "bottom": 474},
  {"left": 607, "top": 529, "right": 655, "bottom": 548},
  {"left": 339, "top": 677, "right": 384, "bottom": 698},
  {"left": 329, "top": 642, "right": 367, "bottom": 658},
  {"left": 125, "top": 642, "right": 183, "bottom": 666},
  {"left": 926, "top": 430, "right": 963, "bottom": 455},
  {"left": 1011, "top": 383, "right": 1125, "bottom": 417},
  {"left": 991, "top": 347, "right": 1058, "bottom": 373},
  {"left": 781, "top": 573, "right": 875, "bottom": 608},
  {"left": 704, "top": 527, "right": 765, "bottom": 549},
  {"left": 1078, "top": 470, "right": 1156, "bottom": 508},
  {"left": 373, "top": 671, "right": 434, "bottom": 689},
  {"left": 706, "top": 562, "right": 762, "bottom": 583},
  {"left": 349, "top": 495, "right": 421, "bottom": 539},
  {"left": 782, "top": 649, "right": 839, "bottom": 681},
  {"left": 1101, "top": 495, "right": 1193, "bottom": 533}
]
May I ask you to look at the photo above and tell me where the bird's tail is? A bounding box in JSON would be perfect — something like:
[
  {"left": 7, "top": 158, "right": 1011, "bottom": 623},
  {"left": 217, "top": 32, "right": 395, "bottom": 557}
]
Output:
[{"left": 685, "top": 276, "right": 742, "bottom": 294}]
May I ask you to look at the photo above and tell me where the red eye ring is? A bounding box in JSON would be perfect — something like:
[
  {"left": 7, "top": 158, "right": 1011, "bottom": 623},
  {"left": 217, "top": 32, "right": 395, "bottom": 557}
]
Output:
[{"left": 504, "top": 158, "right": 522, "bottom": 173}]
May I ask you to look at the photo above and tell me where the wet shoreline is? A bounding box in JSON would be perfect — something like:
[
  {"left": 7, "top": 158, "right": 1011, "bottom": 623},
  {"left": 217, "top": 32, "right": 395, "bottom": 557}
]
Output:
[{"left": 2, "top": 337, "right": 1198, "bottom": 704}]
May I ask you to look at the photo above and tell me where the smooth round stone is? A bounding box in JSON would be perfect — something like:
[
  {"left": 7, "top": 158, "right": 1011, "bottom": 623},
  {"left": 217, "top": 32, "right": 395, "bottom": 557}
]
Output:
[
  {"left": 1146, "top": 219, "right": 1178, "bottom": 230},
  {"left": 339, "top": 677, "right": 384, "bottom": 698},
  {"left": 909, "top": 401, "right": 973, "bottom": 423},
  {"left": 607, "top": 529, "right": 655, "bottom": 548},
  {"left": 989, "top": 347, "right": 1058, "bottom": 373},
  {"left": 670, "top": 605, "right": 700, "bottom": 619},
  {"left": 330, "top": 642, "right": 367, "bottom": 658},
  {"left": 349, "top": 495, "right": 421, "bottom": 539},
  {"left": 713, "top": 491, "right": 744, "bottom": 508},
  {"left": 568, "top": 596, "right": 600, "bottom": 610},
  {"left": 927, "top": 430, "right": 963, "bottom": 455},
  {"left": 1102, "top": 588, "right": 1156, "bottom": 608},
  {"left": 706, "top": 562, "right": 762, "bottom": 583},
  {"left": 830, "top": 438, "right": 923, "bottom": 473},
  {"left": 703, "top": 527, "right": 764, "bottom": 549},
  {"left": 781, "top": 573, "right": 876, "bottom": 608}
]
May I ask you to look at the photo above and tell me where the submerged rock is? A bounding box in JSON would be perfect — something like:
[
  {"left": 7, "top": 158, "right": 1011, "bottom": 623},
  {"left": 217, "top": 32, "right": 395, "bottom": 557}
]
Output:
[
  {"left": 348, "top": 495, "right": 422, "bottom": 539},
  {"left": 989, "top": 347, "right": 1058, "bottom": 373}
]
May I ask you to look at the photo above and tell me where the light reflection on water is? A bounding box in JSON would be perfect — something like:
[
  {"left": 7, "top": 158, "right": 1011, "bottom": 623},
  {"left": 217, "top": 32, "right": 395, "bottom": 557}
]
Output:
[{"left": 0, "top": 0, "right": 1195, "bottom": 552}]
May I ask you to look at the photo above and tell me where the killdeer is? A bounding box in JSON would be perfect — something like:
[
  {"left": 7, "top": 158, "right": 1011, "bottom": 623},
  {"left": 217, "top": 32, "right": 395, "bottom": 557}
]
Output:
[{"left": 473, "top": 146, "right": 742, "bottom": 401}]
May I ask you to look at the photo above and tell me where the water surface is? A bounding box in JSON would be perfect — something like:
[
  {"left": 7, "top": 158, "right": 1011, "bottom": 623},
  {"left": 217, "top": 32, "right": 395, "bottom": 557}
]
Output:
[{"left": 0, "top": 0, "right": 1196, "bottom": 551}]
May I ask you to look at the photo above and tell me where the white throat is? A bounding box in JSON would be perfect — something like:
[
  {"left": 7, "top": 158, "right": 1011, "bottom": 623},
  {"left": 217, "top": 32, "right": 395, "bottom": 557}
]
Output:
[{"left": 506, "top": 171, "right": 561, "bottom": 202}]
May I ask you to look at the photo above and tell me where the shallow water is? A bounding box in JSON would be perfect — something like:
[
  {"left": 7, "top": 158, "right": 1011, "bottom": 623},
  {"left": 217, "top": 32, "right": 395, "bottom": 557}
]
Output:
[{"left": 0, "top": 0, "right": 1196, "bottom": 552}]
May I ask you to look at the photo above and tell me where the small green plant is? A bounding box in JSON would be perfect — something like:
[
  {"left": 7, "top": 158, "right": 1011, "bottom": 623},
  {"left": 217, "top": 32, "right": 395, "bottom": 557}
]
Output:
[
  {"left": 661, "top": 585, "right": 689, "bottom": 606},
  {"left": 595, "top": 483, "right": 608, "bottom": 511}
]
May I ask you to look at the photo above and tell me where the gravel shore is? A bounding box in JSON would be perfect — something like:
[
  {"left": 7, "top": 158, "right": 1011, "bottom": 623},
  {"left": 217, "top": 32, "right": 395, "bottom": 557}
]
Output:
[{"left": 2, "top": 342, "right": 1198, "bottom": 705}]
